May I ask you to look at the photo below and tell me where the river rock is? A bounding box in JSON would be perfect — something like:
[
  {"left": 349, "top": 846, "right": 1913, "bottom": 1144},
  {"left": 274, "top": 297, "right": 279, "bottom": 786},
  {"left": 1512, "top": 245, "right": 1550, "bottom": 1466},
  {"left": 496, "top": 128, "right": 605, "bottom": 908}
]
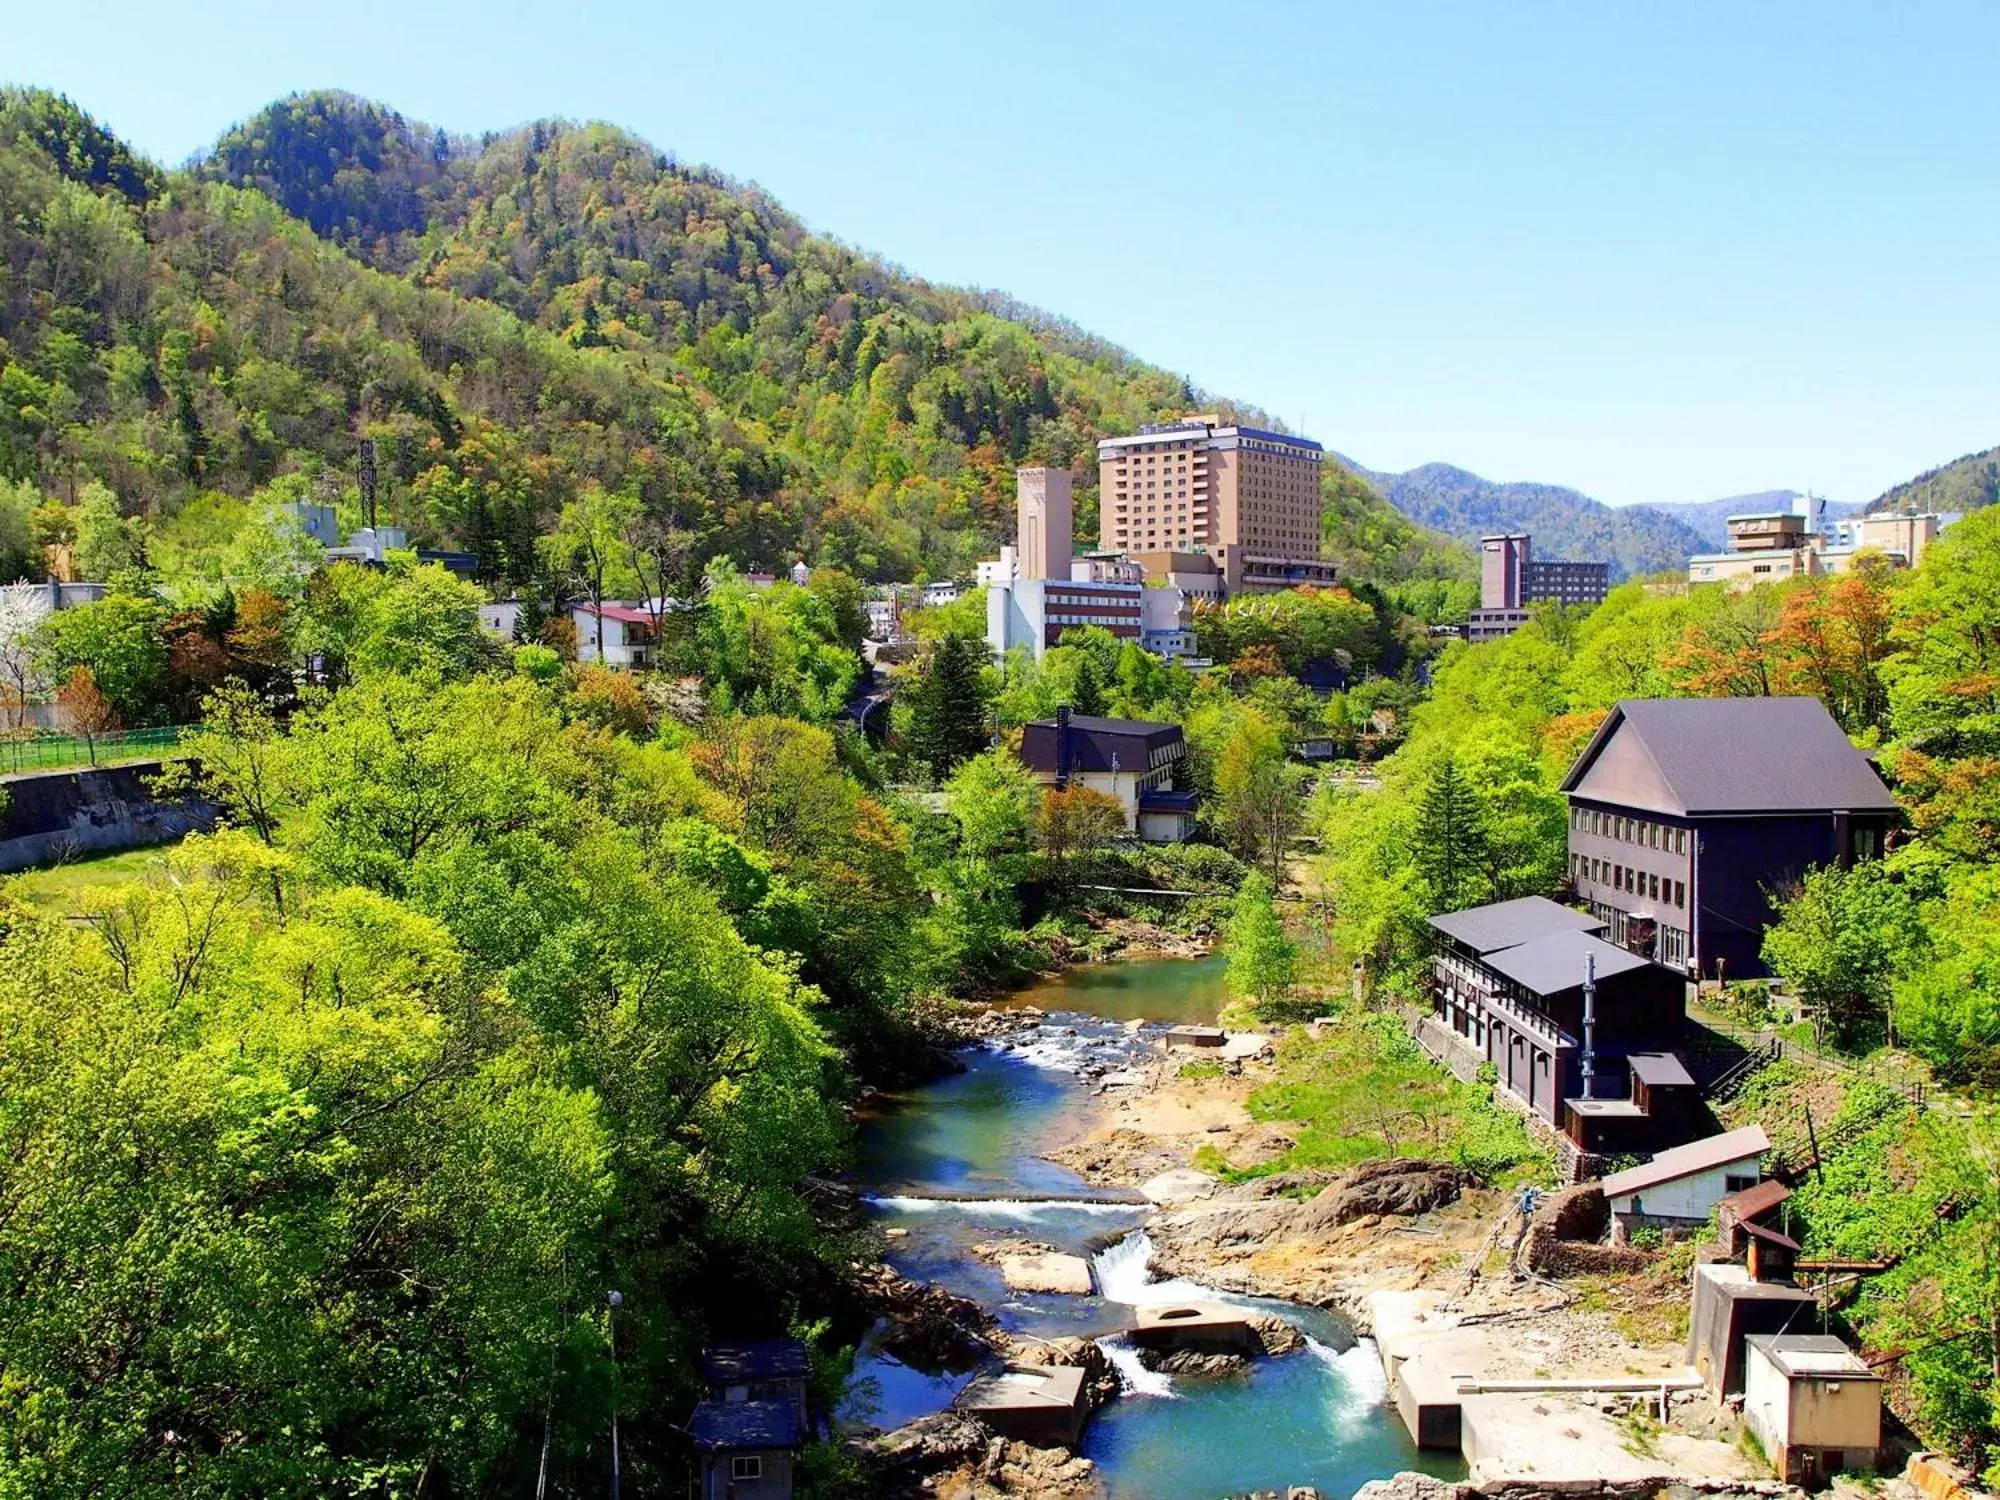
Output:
[
  {"left": 999, "top": 1251, "right": 1094, "bottom": 1295},
  {"left": 851, "top": 1262, "right": 999, "bottom": 1368},
  {"left": 1141, "top": 1167, "right": 1217, "bottom": 1205},
  {"left": 1247, "top": 1313, "right": 1305, "bottom": 1355},
  {"left": 1291, "top": 1159, "right": 1463, "bottom": 1232},
  {"left": 1139, "top": 1346, "right": 1251, "bottom": 1377},
  {"left": 858, "top": 1411, "right": 994, "bottom": 1492},
  {"left": 1350, "top": 1473, "right": 1468, "bottom": 1500}
]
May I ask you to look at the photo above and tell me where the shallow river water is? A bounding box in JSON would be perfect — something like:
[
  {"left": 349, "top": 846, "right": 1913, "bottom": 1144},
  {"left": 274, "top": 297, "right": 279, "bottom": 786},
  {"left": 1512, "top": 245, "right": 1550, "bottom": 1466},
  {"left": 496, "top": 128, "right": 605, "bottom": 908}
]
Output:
[{"left": 842, "top": 956, "right": 1464, "bottom": 1499}]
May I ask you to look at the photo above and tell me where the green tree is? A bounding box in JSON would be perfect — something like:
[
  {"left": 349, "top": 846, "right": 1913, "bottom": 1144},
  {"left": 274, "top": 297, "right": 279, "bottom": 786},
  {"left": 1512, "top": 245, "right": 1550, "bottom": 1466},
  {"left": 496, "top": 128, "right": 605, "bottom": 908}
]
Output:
[
  {"left": 1226, "top": 870, "right": 1298, "bottom": 1011},
  {"left": 943, "top": 747, "right": 1038, "bottom": 864},
  {"left": 1413, "top": 752, "right": 1490, "bottom": 913},
  {"left": 27, "top": 592, "right": 169, "bottom": 724},
  {"left": 1760, "top": 860, "right": 1921, "bottom": 1051},
  {"left": 902, "top": 633, "right": 992, "bottom": 780},
  {"left": 539, "top": 485, "right": 640, "bottom": 662}
]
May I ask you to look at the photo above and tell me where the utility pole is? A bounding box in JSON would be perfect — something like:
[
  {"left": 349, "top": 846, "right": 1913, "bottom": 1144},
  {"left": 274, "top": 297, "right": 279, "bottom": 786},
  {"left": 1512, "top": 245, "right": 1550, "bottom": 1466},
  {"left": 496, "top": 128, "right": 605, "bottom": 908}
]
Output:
[{"left": 607, "top": 1289, "right": 623, "bottom": 1500}]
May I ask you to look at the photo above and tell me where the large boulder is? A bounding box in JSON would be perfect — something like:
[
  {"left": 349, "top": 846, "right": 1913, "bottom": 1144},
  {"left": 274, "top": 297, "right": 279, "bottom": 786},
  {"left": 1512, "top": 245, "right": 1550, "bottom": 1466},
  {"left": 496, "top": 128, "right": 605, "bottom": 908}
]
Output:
[
  {"left": 999, "top": 1251, "right": 1094, "bottom": 1296},
  {"left": 1292, "top": 1160, "right": 1463, "bottom": 1233}
]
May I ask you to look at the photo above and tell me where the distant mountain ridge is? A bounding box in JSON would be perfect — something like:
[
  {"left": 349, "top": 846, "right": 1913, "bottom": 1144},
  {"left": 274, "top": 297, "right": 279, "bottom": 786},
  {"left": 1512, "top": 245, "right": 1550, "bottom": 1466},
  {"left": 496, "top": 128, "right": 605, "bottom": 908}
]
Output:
[
  {"left": 1868, "top": 445, "right": 2000, "bottom": 516},
  {"left": 1340, "top": 459, "right": 1710, "bottom": 579}
]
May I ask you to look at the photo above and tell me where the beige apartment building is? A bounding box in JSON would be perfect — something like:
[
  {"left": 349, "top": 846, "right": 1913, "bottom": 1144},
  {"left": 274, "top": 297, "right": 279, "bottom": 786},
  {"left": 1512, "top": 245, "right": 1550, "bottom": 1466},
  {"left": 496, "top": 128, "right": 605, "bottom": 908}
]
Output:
[{"left": 1097, "top": 417, "right": 1336, "bottom": 593}]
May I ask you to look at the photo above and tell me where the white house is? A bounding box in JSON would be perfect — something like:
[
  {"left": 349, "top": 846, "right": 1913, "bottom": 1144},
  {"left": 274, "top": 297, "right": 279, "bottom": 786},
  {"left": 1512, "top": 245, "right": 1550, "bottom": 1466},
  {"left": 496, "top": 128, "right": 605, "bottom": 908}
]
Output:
[
  {"left": 572, "top": 603, "right": 660, "bottom": 669},
  {"left": 1600, "top": 1123, "right": 1770, "bottom": 1240},
  {"left": 1744, "top": 1335, "right": 1882, "bottom": 1487},
  {"left": 478, "top": 599, "right": 522, "bottom": 640},
  {"left": 1015, "top": 709, "right": 1197, "bottom": 843}
]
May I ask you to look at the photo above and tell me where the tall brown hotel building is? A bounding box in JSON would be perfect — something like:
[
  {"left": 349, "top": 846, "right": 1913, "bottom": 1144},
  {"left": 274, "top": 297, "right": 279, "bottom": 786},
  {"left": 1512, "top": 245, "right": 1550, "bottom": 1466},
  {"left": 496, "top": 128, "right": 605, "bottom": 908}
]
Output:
[{"left": 1096, "top": 416, "right": 1337, "bottom": 593}]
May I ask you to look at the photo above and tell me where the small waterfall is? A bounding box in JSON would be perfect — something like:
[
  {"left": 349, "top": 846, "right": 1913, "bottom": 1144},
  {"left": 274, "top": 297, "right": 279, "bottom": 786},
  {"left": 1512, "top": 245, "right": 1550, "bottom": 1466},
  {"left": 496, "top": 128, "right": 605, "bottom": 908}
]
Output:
[
  {"left": 1097, "top": 1336, "right": 1176, "bottom": 1399},
  {"left": 1307, "top": 1335, "right": 1391, "bottom": 1435},
  {"left": 1092, "top": 1230, "right": 1234, "bottom": 1306}
]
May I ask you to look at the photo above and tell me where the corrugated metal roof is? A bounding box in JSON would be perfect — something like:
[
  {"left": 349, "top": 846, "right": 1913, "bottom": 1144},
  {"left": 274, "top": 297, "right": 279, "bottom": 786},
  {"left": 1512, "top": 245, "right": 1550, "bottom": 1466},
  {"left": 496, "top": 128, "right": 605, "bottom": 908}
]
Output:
[
  {"left": 1719, "top": 1178, "right": 1791, "bottom": 1223},
  {"left": 1601, "top": 1124, "right": 1771, "bottom": 1198},
  {"left": 1425, "top": 896, "right": 1605, "bottom": 956},
  {"left": 1562, "top": 698, "right": 1899, "bottom": 815}
]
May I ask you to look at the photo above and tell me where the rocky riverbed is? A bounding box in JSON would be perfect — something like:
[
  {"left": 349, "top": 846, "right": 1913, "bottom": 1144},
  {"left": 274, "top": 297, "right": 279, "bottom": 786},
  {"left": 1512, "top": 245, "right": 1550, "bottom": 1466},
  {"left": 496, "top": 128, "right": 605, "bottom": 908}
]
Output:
[{"left": 845, "top": 994, "right": 1722, "bottom": 1500}]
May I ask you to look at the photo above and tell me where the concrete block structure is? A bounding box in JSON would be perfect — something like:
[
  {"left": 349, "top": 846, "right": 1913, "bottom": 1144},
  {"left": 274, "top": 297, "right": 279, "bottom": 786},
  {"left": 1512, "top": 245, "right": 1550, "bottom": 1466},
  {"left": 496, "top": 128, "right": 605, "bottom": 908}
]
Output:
[
  {"left": 1744, "top": 1335, "right": 1882, "bottom": 1486},
  {"left": 957, "top": 1364, "right": 1089, "bottom": 1447},
  {"left": 1688, "top": 1262, "right": 1817, "bottom": 1397}
]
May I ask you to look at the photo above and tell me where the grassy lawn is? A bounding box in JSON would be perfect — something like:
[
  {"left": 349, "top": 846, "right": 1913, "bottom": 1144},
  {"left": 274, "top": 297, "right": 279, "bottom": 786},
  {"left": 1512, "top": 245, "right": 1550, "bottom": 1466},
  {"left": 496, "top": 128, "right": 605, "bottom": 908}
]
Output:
[
  {"left": 1200, "top": 1010, "right": 1558, "bottom": 1187},
  {"left": 5, "top": 845, "right": 173, "bottom": 914}
]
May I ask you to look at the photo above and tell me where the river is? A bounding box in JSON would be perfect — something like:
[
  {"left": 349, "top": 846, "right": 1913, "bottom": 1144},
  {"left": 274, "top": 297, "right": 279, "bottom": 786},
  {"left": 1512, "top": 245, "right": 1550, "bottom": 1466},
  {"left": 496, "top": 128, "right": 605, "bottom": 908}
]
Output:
[{"left": 842, "top": 954, "right": 1464, "bottom": 1499}]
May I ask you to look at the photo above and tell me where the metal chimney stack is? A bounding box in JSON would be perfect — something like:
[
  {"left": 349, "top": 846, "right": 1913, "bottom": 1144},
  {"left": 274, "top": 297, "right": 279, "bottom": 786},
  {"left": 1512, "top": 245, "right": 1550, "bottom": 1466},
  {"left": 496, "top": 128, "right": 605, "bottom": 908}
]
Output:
[{"left": 1579, "top": 951, "right": 1598, "bottom": 1099}]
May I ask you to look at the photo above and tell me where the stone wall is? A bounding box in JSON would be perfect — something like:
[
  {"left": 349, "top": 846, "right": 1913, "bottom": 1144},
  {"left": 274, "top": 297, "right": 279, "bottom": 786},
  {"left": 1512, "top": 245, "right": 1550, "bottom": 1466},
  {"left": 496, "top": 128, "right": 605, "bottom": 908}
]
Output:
[{"left": 0, "top": 761, "right": 214, "bottom": 872}]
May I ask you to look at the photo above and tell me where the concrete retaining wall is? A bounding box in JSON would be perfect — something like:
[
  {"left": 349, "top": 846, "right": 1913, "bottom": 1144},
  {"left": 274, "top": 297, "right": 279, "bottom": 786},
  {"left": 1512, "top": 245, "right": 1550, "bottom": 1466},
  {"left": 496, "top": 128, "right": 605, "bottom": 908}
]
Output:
[{"left": 0, "top": 761, "right": 215, "bottom": 872}]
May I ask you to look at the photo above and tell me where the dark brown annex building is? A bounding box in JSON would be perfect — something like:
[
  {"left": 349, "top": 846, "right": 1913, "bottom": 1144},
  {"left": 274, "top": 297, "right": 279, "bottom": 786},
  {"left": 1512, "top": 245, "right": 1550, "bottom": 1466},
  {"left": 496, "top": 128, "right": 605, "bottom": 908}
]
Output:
[
  {"left": 1560, "top": 698, "right": 1899, "bottom": 981},
  {"left": 1424, "top": 896, "right": 1687, "bottom": 1139}
]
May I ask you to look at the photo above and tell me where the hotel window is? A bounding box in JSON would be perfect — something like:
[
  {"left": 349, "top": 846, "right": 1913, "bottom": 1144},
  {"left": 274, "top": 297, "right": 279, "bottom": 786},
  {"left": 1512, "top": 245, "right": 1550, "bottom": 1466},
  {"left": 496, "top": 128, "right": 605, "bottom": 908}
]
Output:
[
  {"left": 1675, "top": 829, "right": 1687, "bottom": 854},
  {"left": 1673, "top": 880, "right": 1685, "bottom": 907},
  {"left": 1648, "top": 873, "right": 1660, "bottom": 900}
]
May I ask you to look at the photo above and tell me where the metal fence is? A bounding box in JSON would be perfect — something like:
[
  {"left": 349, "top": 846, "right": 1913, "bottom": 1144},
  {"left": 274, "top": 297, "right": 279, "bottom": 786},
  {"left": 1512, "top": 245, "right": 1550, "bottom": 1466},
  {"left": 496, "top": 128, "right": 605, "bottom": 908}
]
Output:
[{"left": 0, "top": 725, "right": 189, "bottom": 776}]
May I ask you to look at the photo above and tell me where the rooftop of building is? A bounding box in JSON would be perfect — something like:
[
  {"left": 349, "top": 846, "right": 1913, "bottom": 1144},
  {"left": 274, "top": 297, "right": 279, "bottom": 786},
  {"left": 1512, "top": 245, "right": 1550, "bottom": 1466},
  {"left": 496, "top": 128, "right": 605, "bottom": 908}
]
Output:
[
  {"left": 1627, "top": 1052, "right": 1696, "bottom": 1087},
  {"left": 1480, "top": 928, "right": 1659, "bottom": 996},
  {"left": 688, "top": 1398, "right": 803, "bottom": 1451},
  {"left": 1561, "top": 697, "right": 1900, "bottom": 816},
  {"left": 1746, "top": 1333, "right": 1877, "bottom": 1380},
  {"left": 1719, "top": 1178, "right": 1792, "bottom": 1223},
  {"left": 1725, "top": 511, "right": 1808, "bottom": 523},
  {"left": 1426, "top": 895, "right": 1606, "bottom": 956},
  {"left": 1600, "top": 1123, "right": 1771, "bottom": 1198},
  {"left": 1018, "top": 714, "right": 1186, "bottom": 775},
  {"left": 700, "top": 1338, "right": 811, "bottom": 1384}
]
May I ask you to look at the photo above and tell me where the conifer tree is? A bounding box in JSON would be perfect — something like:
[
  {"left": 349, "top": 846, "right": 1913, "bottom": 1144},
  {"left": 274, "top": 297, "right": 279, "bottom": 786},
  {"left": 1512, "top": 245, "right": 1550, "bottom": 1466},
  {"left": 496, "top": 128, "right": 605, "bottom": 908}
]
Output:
[
  {"left": 903, "top": 633, "right": 991, "bottom": 780},
  {"left": 1414, "top": 752, "right": 1489, "bottom": 912}
]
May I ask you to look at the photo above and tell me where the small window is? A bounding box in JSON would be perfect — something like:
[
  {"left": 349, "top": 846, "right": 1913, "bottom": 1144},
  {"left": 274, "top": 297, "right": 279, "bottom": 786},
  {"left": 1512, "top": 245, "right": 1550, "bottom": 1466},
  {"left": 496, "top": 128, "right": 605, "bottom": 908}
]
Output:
[
  {"left": 1676, "top": 829, "right": 1687, "bottom": 855},
  {"left": 1724, "top": 1174, "right": 1757, "bottom": 1194},
  {"left": 1674, "top": 880, "right": 1685, "bottom": 907},
  {"left": 731, "top": 1455, "right": 764, "bottom": 1480}
]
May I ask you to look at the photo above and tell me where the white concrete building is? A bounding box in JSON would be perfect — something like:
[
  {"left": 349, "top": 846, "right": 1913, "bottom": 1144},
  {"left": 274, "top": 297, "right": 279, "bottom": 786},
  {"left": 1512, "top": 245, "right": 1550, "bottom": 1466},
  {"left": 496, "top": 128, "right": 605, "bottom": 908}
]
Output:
[
  {"left": 1015, "top": 710, "right": 1197, "bottom": 842},
  {"left": 1600, "top": 1124, "right": 1769, "bottom": 1238},
  {"left": 572, "top": 603, "right": 659, "bottom": 669},
  {"left": 1744, "top": 1335, "right": 1882, "bottom": 1487},
  {"left": 478, "top": 599, "right": 522, "bottom": 640}
]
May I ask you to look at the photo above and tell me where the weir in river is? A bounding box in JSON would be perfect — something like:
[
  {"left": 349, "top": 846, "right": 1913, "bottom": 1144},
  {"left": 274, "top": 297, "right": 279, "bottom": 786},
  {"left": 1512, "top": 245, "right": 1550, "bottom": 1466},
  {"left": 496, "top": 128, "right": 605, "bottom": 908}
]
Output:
[{"left": 840, "top": 954, "right": 1465, "bottom": 1500}]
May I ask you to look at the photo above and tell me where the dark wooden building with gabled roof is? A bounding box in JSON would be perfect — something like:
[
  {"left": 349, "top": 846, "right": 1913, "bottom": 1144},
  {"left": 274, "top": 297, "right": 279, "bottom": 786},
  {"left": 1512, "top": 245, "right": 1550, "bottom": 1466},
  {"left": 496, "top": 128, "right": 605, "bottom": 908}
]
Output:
[
  {"left": 1425, "top": 896, "right": 1686, "bottom": 1131},
  {"left": 1560, "top": 697, "right": 1898, "bottom": 980}
]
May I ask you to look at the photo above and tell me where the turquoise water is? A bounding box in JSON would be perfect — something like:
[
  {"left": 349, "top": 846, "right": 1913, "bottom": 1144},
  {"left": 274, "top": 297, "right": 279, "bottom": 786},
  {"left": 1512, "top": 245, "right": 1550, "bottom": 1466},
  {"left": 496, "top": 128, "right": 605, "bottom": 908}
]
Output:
[
  {"left": 1002, "top": 952, "right": 1228, "bottom": 1025},
  {"left": 844, "top": 955, "right": 1465, "bottom": 1496}
]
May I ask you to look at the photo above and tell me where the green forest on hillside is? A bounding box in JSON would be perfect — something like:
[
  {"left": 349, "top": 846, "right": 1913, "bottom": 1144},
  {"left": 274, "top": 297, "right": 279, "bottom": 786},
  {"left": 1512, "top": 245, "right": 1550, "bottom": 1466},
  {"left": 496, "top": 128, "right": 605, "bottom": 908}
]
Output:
[{"left": 0, "top": 86, "right": 1466, "bottom": 607}]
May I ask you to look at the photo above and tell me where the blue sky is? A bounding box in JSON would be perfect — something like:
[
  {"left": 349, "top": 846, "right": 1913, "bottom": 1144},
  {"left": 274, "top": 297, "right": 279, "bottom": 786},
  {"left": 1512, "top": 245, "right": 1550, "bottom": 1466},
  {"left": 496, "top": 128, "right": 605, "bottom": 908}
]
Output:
[{"left": 8, "top": 0, "right": 1998, "bottom": 507}]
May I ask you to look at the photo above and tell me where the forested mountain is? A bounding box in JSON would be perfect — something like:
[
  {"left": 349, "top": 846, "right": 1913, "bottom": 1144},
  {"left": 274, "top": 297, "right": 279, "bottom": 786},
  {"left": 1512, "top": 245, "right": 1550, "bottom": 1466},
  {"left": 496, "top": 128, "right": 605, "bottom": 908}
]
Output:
[
  {"left": 1341, "top": 458, "right": 1710, "bottom": 578},
  {"left": 1629, "top": 490, "right": 1800, "bottom": 550},
  {"left": 1868, "top": 443, "right": 2000, "bottom": 516},
  {"left": 0, "top": 87, "right": 1462, "bottom": 595}
]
